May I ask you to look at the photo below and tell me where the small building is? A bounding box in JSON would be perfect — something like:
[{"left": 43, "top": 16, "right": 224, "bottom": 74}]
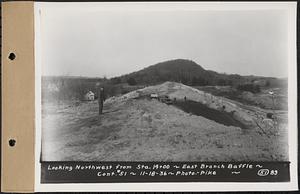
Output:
[
  {"left": 150, "top": 93, "right": 158, "bottom": 99},
  {"left": 47, "top": 83, "right": 59, "bottom": 92},
  {"left": 84, "top": 91, "right": 95, "bottom": 101}
]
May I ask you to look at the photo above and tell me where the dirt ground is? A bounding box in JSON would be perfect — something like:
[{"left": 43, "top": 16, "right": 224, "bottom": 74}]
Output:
[{"left": 42, "top": 96, "right": 288, "bottom": 162}]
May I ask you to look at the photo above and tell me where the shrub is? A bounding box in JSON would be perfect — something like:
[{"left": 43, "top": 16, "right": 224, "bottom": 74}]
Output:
[
  {"left": 127, "top": 77, "right": 137, "bottom": 85},
  {"left": 266, "top": 112, "right": 274, "bottom": 119},
  {"left": 237, "top": 83, "right": 261, "bottom": 93}
]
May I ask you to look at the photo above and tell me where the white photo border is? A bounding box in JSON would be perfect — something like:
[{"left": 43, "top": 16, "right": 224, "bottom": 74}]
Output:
[{"left": 34, "top": 2, "right": 298, "bottom": 192}]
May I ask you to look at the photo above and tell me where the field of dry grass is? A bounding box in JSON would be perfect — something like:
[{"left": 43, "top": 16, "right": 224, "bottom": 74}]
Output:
[
  {"left": 195, "top": 85, "right": 288, "bottom": 110},
  {"left": 42, "top": 95, "right": 288, "bottom": 162}
]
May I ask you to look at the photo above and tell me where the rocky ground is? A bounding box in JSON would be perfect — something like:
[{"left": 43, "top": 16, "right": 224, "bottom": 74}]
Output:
[{"left": 41, "top": 82, "right": 288, "bottom": 162}]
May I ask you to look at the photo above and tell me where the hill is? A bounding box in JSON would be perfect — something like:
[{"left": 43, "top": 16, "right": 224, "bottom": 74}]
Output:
[
  {"left": 41, "top": 59, "right": 287, "bottom": 103},
  {"left": 111, "top": 59, "right": 249, "bottom": 86}
]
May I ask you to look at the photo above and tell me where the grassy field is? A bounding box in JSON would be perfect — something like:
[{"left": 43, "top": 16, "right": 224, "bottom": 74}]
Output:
[
  {"left": 42, "top": 76, "right": 287, "bottom": 111},
  {"left": 42, "top": 98, "right": 288, "bottom": 162},
  {"left": 194, "top": 85, "right": 288, "bottom": 110}
]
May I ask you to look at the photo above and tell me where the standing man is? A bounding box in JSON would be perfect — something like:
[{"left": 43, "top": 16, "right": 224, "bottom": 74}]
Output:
[{"left": 96, "top": 82, "right": 105, "bottom": 115}]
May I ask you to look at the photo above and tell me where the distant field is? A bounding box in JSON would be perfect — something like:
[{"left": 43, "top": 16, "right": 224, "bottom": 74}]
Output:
[
  {"left": 42, "top": 76, "right": 146, "bottom": 102},
  {"left": 42, "top": 76, "right": 287, "bottom": 112},
  {"left": 194, "top": 86, "right": 288, "bottom": 110}
]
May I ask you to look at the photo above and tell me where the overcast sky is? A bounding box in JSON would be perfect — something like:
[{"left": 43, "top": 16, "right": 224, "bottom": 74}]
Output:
[{"left": 39, "top": 3, "right": 290, "bottom": 78}]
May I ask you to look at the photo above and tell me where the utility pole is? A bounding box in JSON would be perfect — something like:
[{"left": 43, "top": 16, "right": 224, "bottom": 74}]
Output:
[
  {"left": 96, "top": 82, "right": 104, "bottom": 115},
  {"left": 269, "top": 90, "right": 278, "bottom": 133},
  {"left": 269, "top": 90, "right": 275, "bottom": 111}
]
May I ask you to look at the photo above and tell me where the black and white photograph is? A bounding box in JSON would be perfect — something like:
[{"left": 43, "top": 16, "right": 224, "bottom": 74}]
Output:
[{"left": 34, "top": 2, "right": 297, "bottom": 190}]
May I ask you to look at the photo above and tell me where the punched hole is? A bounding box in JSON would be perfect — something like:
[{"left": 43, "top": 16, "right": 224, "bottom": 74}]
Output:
[
  {"left": 8, "top": 53, "right": 16, "bottom": 60},
  {"left": 9, "top": 139, "right": 16, "bottom": 147}
]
